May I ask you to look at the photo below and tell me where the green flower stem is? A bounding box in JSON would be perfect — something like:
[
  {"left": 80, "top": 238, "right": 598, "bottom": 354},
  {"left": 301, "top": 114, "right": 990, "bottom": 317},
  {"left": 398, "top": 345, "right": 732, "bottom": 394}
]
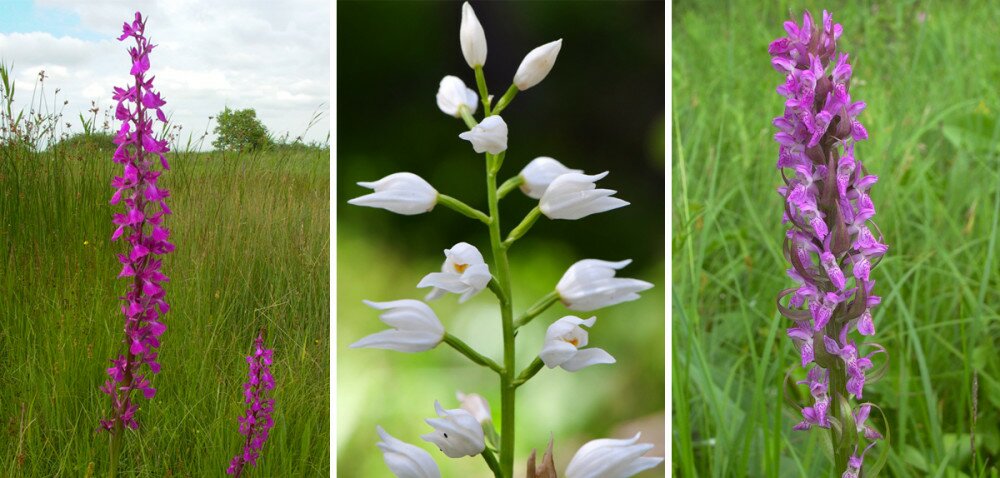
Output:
[
  {"left": 491, "top": 84, "right": 520, "bottom": 115},
  {"left": 497, "top": 176, "right": 524, "bottom": 200},
  {"left": 108, "top": 430, "right": 122, "bottom": 478},
  {"left": 485, "top": 151, "right": 516, "bottom": 477},
  {"left": 513, "top": 357, "right": 544, "bottom": 387},
  {"left": 513, "top": 291, "right": 560, "bottom": 329},
  {"left": 474, "top": 66, "right": 491, "bottom": 115},
  {"left": 828, "top": 366, "right": 853, "bottom": 474},
  {"left": 438, "top": 194, "right": 491, "bottom": 225},
  {"left": 487, "top": 278, "right": 508, "bottom": 304},
  {"left": 503, "top": 206, "right": 542, "bottom": 247},
  {"left": 443, "top": 333, "right": 503, "bottom": 375},
  {"left": 459, "top": 105, "right": 478, "bottom": 130},
  {"left": 482, "top": 449, "right": 503, "bottom": 478}
]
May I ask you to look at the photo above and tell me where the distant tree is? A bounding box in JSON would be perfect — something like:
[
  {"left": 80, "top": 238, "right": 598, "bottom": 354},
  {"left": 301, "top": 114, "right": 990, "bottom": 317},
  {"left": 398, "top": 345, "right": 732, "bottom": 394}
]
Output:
[{"left": 212, "top": 107, "right": 270, "bottom": 152}]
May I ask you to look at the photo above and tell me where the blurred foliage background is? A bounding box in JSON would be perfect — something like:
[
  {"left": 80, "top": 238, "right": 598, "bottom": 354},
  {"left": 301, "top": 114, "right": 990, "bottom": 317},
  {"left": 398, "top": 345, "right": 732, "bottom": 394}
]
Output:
[
  {"left": 674, "top": 1, "right": 1000, "bottom": 477},
  {"left": 337, "top": 1, "right": 665, "bottom": 476}
]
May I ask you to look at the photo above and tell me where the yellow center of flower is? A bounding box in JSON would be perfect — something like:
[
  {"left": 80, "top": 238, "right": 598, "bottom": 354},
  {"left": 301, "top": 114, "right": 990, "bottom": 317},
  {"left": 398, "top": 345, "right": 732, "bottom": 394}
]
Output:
[
  {"left": 453, "top": 263, "right": 469, "bottom": 273},
  {"left": 564, "top": 337, "right": 579, "bottom": 347}
]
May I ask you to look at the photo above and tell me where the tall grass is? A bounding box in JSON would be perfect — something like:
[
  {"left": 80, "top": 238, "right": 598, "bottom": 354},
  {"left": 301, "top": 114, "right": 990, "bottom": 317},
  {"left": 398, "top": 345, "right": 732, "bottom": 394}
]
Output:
[
  {"left": 673, "top": 2, "right": 1000, "bottom": 476},
  {"left": 0, "top": 140, "right": 330, "bottom": 474}
]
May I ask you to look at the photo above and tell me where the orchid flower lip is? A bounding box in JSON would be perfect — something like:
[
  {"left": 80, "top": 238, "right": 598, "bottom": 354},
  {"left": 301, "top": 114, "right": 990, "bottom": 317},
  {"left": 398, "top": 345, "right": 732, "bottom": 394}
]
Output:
[
  {"left": 539, "top": 315, "right": 616, "bottom": 372},
  {"left": 417, "top": 242, "right": 493, "bottom": 303}
]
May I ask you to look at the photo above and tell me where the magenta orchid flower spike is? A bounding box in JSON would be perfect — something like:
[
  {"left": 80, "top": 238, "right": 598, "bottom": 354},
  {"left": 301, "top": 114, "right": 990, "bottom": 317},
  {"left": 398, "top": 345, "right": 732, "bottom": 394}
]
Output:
[
  {"left": 100, "top": 11, "right": 173, "bottom": 436},
  {"left": 771, "top": 10, "right": 887, "bottom": 475},
  {"left": 227, "top": 331, "right": 276, "bottom": 476}
]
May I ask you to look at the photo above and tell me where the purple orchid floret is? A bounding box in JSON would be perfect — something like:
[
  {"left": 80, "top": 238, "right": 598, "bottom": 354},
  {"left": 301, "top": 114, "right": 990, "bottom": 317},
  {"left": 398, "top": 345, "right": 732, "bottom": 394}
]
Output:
[
  {"left": 100, "top": 11, "right": 173, "bottom": 434},
  {"left": 771, "top": 9, "right": 886, "bottom": 475},
  {"left": 227, "top": 331, "right": 276, "bottom": 476}
]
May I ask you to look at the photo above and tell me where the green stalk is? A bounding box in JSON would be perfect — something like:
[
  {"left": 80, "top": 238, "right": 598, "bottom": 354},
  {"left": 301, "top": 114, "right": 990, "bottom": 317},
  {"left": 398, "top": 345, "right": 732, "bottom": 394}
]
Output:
[
  {"left": 485, "top": 152, "right": 516, "bottom": 477},
  {"left": 496, "top": 176, "right": 524, "bottom": 200},
  {"left": 492, "top": 85, "right": 520, "bottom": 115},
  {"left": 437, "top": 194, "right": 491, "bottom": 225},
  {"left": 474, "top": 66, "right": 491, "bottom": 116},
  {"left": 828, "top": 365, "right": 852, "bottom": 475},
  {"left": 443, "top": 333, "right": 504, "bottom": 374},
  {"left": 504, "top": 206, "right": 542, "bottom": 247},
  {"left": 482, "top": 449, "right": 504, "bottom": 478},
  {"left": 513, "top": 291, "right": 560, "bottom": 329},
  {"left": 513, "top": 357, "right": 545, "bottom": 387},
  {"left": 108, "top": 431, "right": 121, "bottom": 478}
]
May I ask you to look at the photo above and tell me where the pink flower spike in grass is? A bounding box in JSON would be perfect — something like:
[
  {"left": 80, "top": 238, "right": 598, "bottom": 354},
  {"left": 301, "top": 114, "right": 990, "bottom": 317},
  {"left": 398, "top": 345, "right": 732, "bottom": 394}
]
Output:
[
  {"left": 100, "top": 10, "right": 173, "bottom": 436},
  {"left": 227, "top": 330, "right": 276, "bottom": 476}
]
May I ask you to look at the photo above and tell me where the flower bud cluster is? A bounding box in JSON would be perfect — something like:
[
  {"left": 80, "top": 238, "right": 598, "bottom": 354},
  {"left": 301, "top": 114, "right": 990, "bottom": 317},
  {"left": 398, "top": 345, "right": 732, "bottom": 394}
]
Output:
[
  {"left": 100, "top": 11, "right": 173, "bottom": 433},
  {"left": 770, "top": 10, "right": 885, "bottom": 474}
]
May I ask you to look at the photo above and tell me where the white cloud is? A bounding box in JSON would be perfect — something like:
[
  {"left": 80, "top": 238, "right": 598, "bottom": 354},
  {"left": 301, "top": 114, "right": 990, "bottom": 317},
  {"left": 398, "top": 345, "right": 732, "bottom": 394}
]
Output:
[{"left": 1, "top": 0, "right": 330, "bottom": 148}]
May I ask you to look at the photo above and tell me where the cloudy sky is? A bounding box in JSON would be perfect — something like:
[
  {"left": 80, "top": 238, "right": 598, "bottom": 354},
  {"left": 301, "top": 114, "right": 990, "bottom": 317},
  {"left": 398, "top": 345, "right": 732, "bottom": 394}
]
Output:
[{"left": 0, "top": 0, "right": 330, "bottom": 149}]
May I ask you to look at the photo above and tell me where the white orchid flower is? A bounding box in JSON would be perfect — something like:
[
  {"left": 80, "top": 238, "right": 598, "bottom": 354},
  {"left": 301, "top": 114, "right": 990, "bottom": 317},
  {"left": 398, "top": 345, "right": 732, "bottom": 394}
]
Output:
[
  {"left": 436, "top": 75, "right": 479, "bottom": 118},
  {"left": 421, "top": 401, "right": 486, "bottom": 458},
  {"left": 556, "top": 259, "right": 653, "bottom": 311},
  {"left": 456, "top": 391, "right": 492, "bottom": 425},
  {"left": 350, "top": 300, "right": 444, "bottom": 353},
  {"left": 459, "top": 2, "right": 487, "bottom": 68},
  {"left": 417, "top": 242, "right": 492, "bottom": 303},
  {"left": 519, "top": 156, "right": 582, "bottom": 199},
  {"left": 539, "top": 316, "right": 615, "bottom": 372},
  {"left": 513, "top": 39, "right": 563, "bottom": 90},
  {"left": 348, "top": 172, "right": 438, "bottom": 216},
  {"left": 539, "top": 171, "right": 628, "bottom": 220},
  {"left": 376, "top": 426, "right": 442, "bottom": 478},
  {"left": 564, "top": 433, "right": 663, "bottom": 478},
  {"left": 458, "top": 115, "right": 508, "bottom": 155}
]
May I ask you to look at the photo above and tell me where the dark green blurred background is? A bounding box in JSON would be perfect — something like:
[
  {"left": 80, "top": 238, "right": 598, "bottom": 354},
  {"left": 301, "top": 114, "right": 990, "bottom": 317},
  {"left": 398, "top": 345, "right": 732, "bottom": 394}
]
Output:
[{"left": 337, "top": 1, "right": 665, "bottom": 476}]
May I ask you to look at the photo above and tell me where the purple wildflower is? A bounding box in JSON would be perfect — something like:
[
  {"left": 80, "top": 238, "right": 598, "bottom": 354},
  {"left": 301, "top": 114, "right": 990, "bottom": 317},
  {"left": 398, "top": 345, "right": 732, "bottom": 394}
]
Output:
[
  {"left": 227, "top": 331, "right": 276, "bottom": 476},
  {"left": 771, "top": 10, "right": 886, "bottom": 475},
  {"left": 100, "top": 10, "right": 173, "bottom": 434}
]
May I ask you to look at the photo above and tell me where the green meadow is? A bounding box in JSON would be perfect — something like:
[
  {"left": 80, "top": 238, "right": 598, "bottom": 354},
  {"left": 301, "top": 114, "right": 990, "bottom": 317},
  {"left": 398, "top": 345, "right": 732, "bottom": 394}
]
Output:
[
  {"left": 0, "top": 144, "right": 330, "bottom": 476},
  {"left": 674, "top": 1, "right": 1000, "bottom": 477}
]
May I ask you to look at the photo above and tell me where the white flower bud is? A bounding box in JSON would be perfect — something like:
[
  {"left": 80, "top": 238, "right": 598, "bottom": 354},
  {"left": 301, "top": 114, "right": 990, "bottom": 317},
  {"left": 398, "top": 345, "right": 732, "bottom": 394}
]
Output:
[
  {"left": 417, "top": 242, "right": 492, "bottom": 303},
  {"left": 519, "top": 157, "right": 582, "bottom": 199},
  {"left": 436, "top": 75, "right": 478, "bottom": 118},
  {"left": 513, "top": 39, "right": 562, "bottom": 90},
  {"left": 556, "top": 259, "right": 653, "bottom": 311},
  {"left": 376, "top": 426, "right": 442, "bottom": 478},
  {"left": 348, "top": 172, "right": 438, "bottom": 216},
  {"left": 460, "top": 2, "right": 487, "bottom": 68},
  {"left": 564, "top": 433, "right": 663, "bottom": 478},
  {"left": 539, "top": 171, "right": 628, "bottom": 220},
  {"left": 458, "top": 115, "right": 508, "bottom": 155},
  {"left": 455, "top": 391, "right": 492, "bottom": 424},
  {"left": 539, "top": 316, "right": 615, "bottom": 372},
  {"left": 350, "top": 300, "right": 445, "bottom": 353},
  {"left": 421, "top": 401, "right": 486, "bottom": 458}
]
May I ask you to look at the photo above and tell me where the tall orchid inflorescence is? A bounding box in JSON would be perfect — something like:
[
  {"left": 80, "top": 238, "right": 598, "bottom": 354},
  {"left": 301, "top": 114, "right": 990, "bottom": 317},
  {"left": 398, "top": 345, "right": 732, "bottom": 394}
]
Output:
[
  {"left": 227, "top": 331, "right": 276, "bottom": 476},
  {"left": 348, "top": 3, "right": 662, "bottom": 478},
  {"left": 770, "top": 10, "right": 887, "bottom": 475},
  {"left": 100, "top": 11, "right": 172, "bottom": 438}
]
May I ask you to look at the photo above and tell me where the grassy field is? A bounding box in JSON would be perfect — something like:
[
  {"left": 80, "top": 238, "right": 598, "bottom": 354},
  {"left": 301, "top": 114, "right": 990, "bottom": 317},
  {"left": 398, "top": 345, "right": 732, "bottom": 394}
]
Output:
[
  {"left": 673, "top": 1, "right": 1000, "bottom": 477},
  {"left": 0, "top": 145, "right": 330, "bottom": 476}
]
